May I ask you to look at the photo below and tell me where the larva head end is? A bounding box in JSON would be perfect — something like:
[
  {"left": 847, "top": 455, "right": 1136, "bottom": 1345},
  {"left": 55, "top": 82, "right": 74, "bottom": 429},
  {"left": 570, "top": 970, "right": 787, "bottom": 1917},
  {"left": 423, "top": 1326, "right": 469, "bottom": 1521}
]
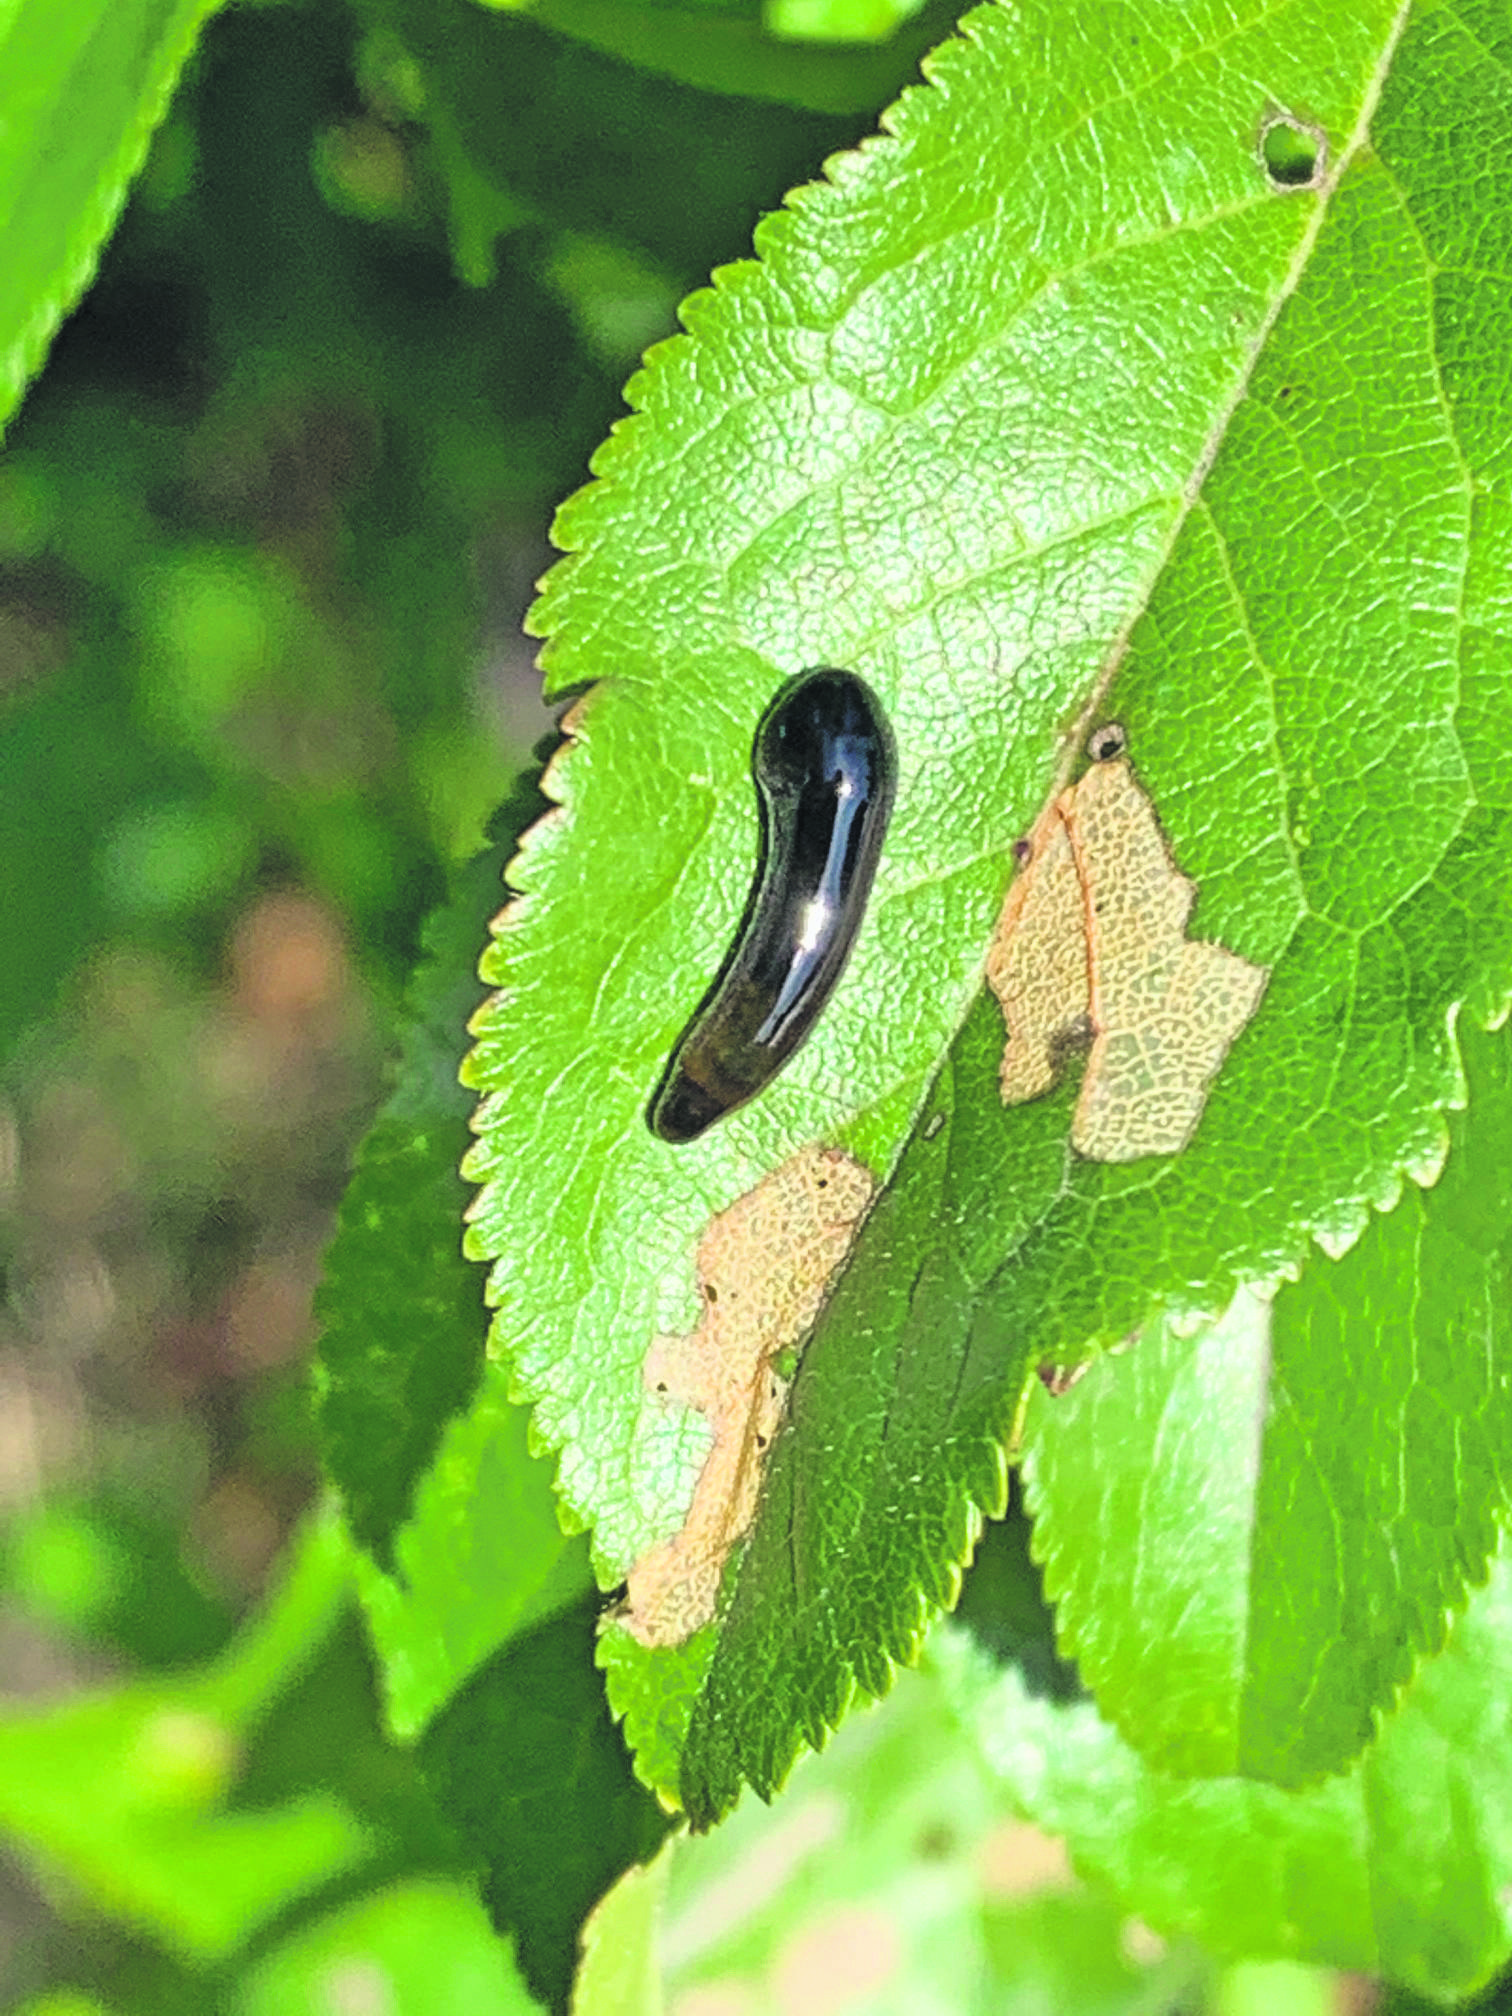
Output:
[{"left": 649, "top": 1070, "right": 728, "bottom": 1145}]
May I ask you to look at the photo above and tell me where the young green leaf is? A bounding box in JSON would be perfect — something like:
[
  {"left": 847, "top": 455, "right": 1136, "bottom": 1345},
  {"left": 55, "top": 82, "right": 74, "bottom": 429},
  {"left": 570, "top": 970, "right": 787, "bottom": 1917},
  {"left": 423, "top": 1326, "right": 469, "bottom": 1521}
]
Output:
[
  {"left": 465, "top": 0, "right": 1512, "bottom": 1820},
  {"left": 0, "top": 0, "right": 221, "bottom": 440}
]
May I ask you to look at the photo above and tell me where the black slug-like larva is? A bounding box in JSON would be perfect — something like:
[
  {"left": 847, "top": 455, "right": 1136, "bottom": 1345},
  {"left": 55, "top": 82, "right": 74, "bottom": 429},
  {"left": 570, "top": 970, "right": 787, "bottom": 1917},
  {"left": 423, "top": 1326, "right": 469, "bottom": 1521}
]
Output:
[{"left": 648, "top": 667, "right": 896, "bottom": 1145}]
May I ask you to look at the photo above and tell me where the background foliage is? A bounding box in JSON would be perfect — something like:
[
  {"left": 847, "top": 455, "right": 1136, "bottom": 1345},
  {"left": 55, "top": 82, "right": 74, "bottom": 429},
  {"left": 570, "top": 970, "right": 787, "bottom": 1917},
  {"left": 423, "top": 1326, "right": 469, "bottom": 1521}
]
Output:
[{"left": 2, "top": 2, "right": 1510, "bottom": 2013}]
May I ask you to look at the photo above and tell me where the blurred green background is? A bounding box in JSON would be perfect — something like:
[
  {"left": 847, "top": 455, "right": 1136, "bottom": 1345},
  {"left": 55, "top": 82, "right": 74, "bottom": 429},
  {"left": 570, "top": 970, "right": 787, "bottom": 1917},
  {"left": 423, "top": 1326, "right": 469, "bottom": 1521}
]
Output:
[
  {"left": 0, "top": 0, "right": 917, "bottom": 2002},
  {"left": 0, "top": 1, "right": 666, "bottom": 2000},
  {"left": 3, "top": 2, "right": 1510, "bottom": 2011}
]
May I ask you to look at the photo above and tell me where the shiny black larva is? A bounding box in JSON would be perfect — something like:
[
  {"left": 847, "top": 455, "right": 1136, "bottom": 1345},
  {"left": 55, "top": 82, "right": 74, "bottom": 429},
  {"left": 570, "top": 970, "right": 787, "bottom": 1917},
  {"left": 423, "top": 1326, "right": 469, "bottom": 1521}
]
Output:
[{"left": 647, "top": 667, "right": 896, "bottom": 1145}]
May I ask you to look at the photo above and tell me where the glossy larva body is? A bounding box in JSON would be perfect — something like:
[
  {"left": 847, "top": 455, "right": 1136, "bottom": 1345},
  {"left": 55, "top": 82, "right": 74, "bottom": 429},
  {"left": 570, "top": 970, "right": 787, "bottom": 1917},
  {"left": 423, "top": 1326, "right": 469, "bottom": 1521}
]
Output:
[{"left": 648, "top": 668, "right": 896, "bottom": 1145}]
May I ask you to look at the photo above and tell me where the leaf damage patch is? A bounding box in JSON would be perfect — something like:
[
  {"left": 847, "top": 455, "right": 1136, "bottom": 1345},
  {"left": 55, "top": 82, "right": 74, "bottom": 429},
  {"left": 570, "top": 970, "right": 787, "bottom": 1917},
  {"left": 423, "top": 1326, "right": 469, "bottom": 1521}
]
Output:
[
  {"left": 987, "top": 730, "right": 1269, "bottom": 1162},
  {"left": 623, "top": 1144, "right": 876, "bottom": 1648}
]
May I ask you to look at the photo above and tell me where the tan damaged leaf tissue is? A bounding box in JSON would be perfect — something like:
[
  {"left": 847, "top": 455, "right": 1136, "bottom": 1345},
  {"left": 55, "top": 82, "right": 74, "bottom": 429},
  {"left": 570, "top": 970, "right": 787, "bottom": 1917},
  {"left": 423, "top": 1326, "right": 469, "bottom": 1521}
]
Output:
[
  {"left": 624, "top": 1143, "right": 875, "bottom": 1646},
  {"left": 987, "top": 729, "right": 1268, "bottom": 1162}
]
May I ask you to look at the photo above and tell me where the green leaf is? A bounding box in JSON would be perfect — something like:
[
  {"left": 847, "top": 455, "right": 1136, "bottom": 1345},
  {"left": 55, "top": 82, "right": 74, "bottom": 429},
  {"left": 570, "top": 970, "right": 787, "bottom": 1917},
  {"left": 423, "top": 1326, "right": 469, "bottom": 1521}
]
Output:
[
  {"left": 0, "top": 0, "right": 221, "bottom": 440},
  {"left": 231, "top": 1878, "right": 544, "bottom": 2016},
  {"left": 939, "top": 1524, "right": 1512, "bottom": 2004},
  {"left": 763, "top": 0, "right": 923, "bottom": 50},
  {"left": 462, "top": 0, "right": 1512, "bottom": 1820},
  {"left": 418, "top": 1598, "right": 673, "bottom": 2015},
  {"left": 675, "top": 992, "right": 1042, "bottom": 1815},
  {"left": 0, "top": 1511, "right": 369, "bottom": 1959},
  {"left": 662, "top": 1651, "right": 1201, "bottom": 2014},
  {"left": 315, "top": 803, "right": 594, "bottom": 1737},
  {"left": 570, "top": 1839, "right": 671, "bottom": 2016},
  {"left": 951, "top": 1485, "right": 1083, "bottom": 1707},
  {"left": 385, "top": 0, "right": 866, "bottom": 275},
  {"left": 1019, "top": 1019, "right": 1512, "bottom": 1787},
  {"left": 315, "top": 838, "right": 505, "bottom": 1569},
  {"left": 508, "top": 0, "right": 961, "bottom": 112}
]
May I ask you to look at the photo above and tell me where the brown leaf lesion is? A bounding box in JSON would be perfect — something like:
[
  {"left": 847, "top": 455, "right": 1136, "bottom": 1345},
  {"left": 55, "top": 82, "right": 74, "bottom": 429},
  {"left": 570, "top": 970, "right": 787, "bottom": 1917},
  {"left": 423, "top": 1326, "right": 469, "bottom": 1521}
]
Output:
[
  {"left": 623, "top": 1144, "right": 876, "bottom": 1647},
  {"left": 988, "top": 732, "right": 1269, "bottom": 1162}
]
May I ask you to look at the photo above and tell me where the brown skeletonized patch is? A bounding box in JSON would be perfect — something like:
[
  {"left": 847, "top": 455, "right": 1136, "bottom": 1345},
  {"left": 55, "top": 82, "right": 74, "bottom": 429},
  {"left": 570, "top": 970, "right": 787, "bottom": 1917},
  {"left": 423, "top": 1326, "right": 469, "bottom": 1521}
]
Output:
[
  {"left": 623, "top": 1144, "right": 876, "bottom": 1647},
  {"left": 987, "top": 733, "right": 1268, "bottom": 1162}
]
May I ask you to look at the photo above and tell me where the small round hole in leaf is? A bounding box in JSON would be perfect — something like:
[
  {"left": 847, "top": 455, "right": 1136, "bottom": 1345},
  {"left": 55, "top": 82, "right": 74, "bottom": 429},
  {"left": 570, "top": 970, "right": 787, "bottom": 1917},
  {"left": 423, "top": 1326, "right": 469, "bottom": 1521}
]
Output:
[{"left": 1261, "top": 117, "right": 1323, "bottom": 188}]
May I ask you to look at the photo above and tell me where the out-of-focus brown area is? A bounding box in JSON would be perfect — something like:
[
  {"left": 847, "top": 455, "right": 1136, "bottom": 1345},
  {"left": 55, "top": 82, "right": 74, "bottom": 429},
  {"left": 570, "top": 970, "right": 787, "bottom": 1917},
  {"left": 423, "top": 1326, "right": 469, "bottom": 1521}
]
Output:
[{"left": 1, "top": 894, "right": 374, "bottom": 1644}]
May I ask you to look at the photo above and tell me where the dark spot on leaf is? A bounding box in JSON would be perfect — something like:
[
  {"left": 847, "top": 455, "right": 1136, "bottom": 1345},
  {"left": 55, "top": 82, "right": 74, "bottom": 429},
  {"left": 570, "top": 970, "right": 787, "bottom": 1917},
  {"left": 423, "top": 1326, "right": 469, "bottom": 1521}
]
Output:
[
  {"left": 915, "top": 1822, "right": 957, "bottom": 1860},
  {"left": 1012, "top": 837, "right": 1033, "bottom": 867},
  {"left": 1260, "top": 116, "right": 1324, "bottom": 189},
  {"left": 1037, "top": 1362, "right": 1089, "bottom": 1396},
  {"left": 1087, "top": 721, "right": 1126, "bottom": 764},
  {"left": 1047, "top": 1013, "right": 1095, "bottom": 1074}
]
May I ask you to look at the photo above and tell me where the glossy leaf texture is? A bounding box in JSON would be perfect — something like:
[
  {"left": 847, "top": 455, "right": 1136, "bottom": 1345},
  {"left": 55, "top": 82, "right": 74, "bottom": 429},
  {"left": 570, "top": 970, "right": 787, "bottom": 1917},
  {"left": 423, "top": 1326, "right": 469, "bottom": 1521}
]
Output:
[
  {"left": 461, "top": 0, "right": 1512, "bottom": 1820},
  {"left": 0, "top": 0, "right": 221, "bottom": 439},
  {"left": 686, "top": 1026, "right": 1512, "bottom": 1822}
]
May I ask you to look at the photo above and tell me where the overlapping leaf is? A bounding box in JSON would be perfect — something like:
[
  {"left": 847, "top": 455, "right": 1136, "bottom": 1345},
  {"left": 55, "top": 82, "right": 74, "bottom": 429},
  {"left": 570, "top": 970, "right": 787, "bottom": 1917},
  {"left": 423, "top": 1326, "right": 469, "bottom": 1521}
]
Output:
[
  {"left": 1019, "top": 1013, "right": 1512, "bottom": 1788},
  {"left": 418, "top": 1597, "right": 672, "bottom": 2012},
  {"left": 456, "top": 0, "right": 1512, "bottom": 1820},
  {"left": 316, "top": 813, "right": 593, "bottom": 1737},
  {"left": 488, "top": 0, "right": 965, "bottom": 113},
  {"left": 315, "top": 819, "right": 670, "bottom": 2000},
  {"left": 388, "top": 0, "right": 866, "bottom": 276}
]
